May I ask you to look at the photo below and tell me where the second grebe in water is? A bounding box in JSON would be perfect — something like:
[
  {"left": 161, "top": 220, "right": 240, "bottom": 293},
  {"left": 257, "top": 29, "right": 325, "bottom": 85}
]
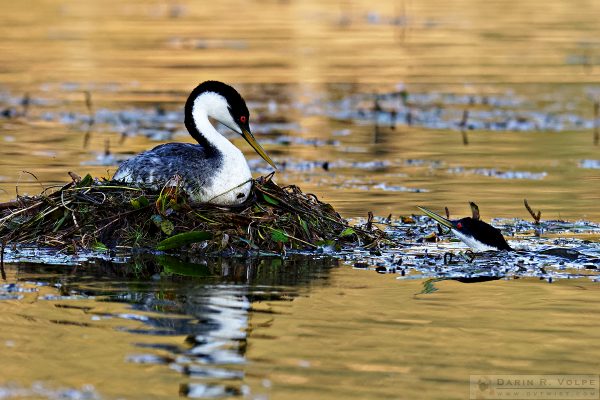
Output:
[
  {"left": 113, "top": 81, "right": 276, "bottom": 205},
  {"left": 417, "top": 205, "right": 512, "bottom": 251}
]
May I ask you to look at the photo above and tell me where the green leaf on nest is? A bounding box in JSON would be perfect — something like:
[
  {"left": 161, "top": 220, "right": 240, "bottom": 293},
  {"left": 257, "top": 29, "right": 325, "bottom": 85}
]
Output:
[
  {"left": 156, "top": 231, "right": 213, "bottom": 251},
  {"left": 298, "top": 217, "right": 310, "bottom": 238},
  {"left": 270, "top": 229, "right": 288, "bottom": 243},
  {"left": 92, "top": 241, "right": 108, "bottom": 252},
  {"left": 77, "top": 174, "right": 94, "bottom": 188},
  {"left": 150, "top": 214, "right": 174, "bottom": 235},
  {"left": 53, "top": 210, "right": 70, "bottom": 233},
  {"left": 340, "top": 227, "right": 355, "bottom": 237},
  {"left": 130, "top": 196, "right": 149, "bottom": 209},
  {"left": 262, "top": 193, "right": 279, "bottom": 206},
  {"left": 160, "top": 219, "right": 174, "bottom": 235}
]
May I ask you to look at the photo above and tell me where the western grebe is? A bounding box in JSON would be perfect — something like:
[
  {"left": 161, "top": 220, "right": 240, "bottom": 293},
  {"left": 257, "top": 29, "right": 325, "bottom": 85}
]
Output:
[
  {"left": 417, "top": 204, "right": 512, "bottom": 251},
  {"left": 113, "top": 81, "right": 277, "bottom": 205}
]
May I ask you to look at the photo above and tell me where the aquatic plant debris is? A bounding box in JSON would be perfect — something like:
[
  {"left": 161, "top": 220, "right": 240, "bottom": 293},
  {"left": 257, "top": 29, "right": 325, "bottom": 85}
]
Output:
[
  {"left": 3, "top": 85, "right": 600, "bottom": 151},
  {"left": 2, "top": 211, "right": 600, "bottom": 285},
  {"left": 0, "top": 173, "right": 385, "bottom": 254},
  {"left": 348, "top": 213, "right": 600, "bottom": 285},
  {"left": 312, "top": 87, "right": 600, "bottom": 133}
]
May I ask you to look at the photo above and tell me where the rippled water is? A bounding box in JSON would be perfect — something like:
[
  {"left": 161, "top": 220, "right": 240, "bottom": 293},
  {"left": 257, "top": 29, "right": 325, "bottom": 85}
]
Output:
[
  {"left": 2, "top": 259, "right": 599, "bottom": 399},
  {"left": 2, "top": 0, "right": 600, "bottom": 398},
  {"left": 0, "top": 257, "right": 337, "bottom": 399}
]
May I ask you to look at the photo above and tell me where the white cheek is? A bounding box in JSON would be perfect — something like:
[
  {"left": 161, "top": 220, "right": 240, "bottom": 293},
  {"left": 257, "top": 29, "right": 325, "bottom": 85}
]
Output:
[
  {"left": 194, "top": 92, "right": 241, "bottom": 133},
  {"left": 215, "top": 108, "right": 241, "bottom": 133},
  {"left": 451, "top": 229, "right": 498, "bottom": 252}
]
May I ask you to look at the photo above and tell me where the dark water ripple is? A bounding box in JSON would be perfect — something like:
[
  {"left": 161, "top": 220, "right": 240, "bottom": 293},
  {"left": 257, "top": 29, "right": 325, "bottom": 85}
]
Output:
[
  {"left": 0, "top": 257, "right": 337, "bottom": 398},
  {"left": 309, "top": 88, "right": 599, "bottom": 132}
]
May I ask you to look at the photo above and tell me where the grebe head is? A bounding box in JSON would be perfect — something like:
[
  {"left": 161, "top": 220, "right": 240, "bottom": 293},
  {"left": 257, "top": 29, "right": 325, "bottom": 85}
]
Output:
[{"left": 185, "top": 80, "right": 277, "bottom": 169}]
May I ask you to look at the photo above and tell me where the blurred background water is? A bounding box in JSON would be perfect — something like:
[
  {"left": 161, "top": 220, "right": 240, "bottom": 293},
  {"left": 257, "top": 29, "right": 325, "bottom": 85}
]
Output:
[
  {"left": 1, "top": 0, "right": 600, "bottom": 399},
  {"left": 2, "top": 0, "right": 600, "bottom": 219}
]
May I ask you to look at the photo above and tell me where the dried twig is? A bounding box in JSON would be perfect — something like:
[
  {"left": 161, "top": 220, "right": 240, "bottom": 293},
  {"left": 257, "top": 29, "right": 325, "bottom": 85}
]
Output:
[
  {"left": 594, "top": 100, "right": 599, "bottom": 146},
  {"left": 459, "top": 109, "right": 469, "bottom": 145},
  {"left": 524, "top": 199, "right": 541, "bottom": 224},
  {"left": 365, "top": 211, "right": 374, "bottom": 231},
  {"left": 82, "top": 91, "right": 94, "bottom": 149},
  {"left": 16, "top": 170, "right": 45, "bottom": 197},
  {"left": 84, "top": 91, "right": 94, "bottom": 122},
  {"left": 68, "top": 172, "right": 82, "bottom": 184},
  {"left": 21, "top": 93, "right": 30, "bottom": 117},
  {"left": 469, "top": 202, "right": 480, "bottom": 220},
  {"left": 0, "top": 240, "right": 5, "bottom": 280}
]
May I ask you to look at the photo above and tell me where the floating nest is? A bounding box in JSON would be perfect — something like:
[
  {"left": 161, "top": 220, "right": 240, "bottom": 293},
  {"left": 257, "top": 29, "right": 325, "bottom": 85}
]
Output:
[{"left": 0, "top": 173, "right": 386, "bottom": 254}]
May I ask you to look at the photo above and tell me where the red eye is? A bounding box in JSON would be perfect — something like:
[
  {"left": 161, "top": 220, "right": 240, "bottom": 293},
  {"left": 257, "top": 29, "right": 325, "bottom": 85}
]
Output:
[
  {"left": 240, "top": 116, "right": 247, "bottom": 123},
  {"left": 457, "top": 222, "right": 463, "bottom": 229}
]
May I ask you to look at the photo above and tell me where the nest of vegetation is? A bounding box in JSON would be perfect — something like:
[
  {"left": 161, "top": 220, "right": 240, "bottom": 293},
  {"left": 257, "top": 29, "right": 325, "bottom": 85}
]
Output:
[{"left": 0, "top": 173, "right": 386, "bottom": 254}]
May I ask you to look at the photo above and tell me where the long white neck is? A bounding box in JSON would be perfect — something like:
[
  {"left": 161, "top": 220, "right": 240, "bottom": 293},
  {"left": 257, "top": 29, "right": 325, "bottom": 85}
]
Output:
[
  {"left": 191, "top": 91, "right": 245, "bottom": 157},
  {"left": 191, "top": 103, "right": 253, "bottom": 200},
  {"left": 192, "top": 107, "right": 240, "bottom": 156}
]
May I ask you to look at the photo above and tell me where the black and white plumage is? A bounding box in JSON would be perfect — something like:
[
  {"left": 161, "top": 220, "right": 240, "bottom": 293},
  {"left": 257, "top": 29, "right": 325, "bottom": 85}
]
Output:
[
  {"left": 113, "top": 81, "right": 276, "bottom": 205},
  {"left": 418, "top": 204, "right": 512, "bottom": 251}
]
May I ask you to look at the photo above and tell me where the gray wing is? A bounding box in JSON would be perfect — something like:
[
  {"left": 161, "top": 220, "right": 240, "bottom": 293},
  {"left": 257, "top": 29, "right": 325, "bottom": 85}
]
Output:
[{"left": 113, "top": 143, "right": 222, "bottom": 190}]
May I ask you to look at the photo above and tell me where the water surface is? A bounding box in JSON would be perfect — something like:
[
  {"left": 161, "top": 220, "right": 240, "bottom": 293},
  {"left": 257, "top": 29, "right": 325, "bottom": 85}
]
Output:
[
  {"left": 1, "top": 260, "right": 599, "bottom": 399},
  {"left": 1, "top": 0, "right": 600, "bottom": 398}
]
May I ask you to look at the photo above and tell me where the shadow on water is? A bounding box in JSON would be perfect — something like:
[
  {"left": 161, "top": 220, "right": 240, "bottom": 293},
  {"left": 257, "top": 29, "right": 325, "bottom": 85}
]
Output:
[{"left": 1, "top": 255, "right": 338, "bottom": 399}]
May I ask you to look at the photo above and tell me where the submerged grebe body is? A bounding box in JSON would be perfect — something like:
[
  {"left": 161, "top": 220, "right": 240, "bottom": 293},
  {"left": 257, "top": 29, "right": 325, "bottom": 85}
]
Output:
[{"left": 112, "top": 81, "right": 276, "bottom": 205}]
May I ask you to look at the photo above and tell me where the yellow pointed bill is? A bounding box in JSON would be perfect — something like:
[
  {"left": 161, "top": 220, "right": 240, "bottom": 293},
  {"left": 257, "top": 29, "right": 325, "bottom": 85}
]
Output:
[
  {"left": 241, "top": 127, "right": 277, "bottom": 170},
  {"left": 417, "top": 206, "right": 454, "bottom": 229}
]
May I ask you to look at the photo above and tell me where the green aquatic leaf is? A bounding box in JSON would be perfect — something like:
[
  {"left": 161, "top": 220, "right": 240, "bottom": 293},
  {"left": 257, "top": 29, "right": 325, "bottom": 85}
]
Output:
[
  {"left": 160, "top": 219, "right": 174, "bottom": 235},
  {"left": 130, "top": 196, "right": 149, "bottom": 209},
  {"left": 157, "top": 255, "right": 213, "bottom": 277},
  {"left": 92, "top": 241, "right": 108, "bottom": 252},
  {"left": 130, "top": 198, "right": 141, "bottom": 209},
  {"left": 299, "top": 217, "right": 310, "bottom": 238},
  {"left": 269, "top": 258, "right": 283, "bottom": 268},
  {"left": 339, "top": 227, "right": 355, "bottom": 237},
  {"left": 77, "top": 174, "right": 93, "bottom": 188},
  {"left": 156, "top": 231, "right": 212, "bottom": 251},
  {"left": 270, "top": 229, "right": 288, "bottom": 243},
  {"left": 52, "top": 210, "right": 70, "bottom": 232},
  {"left": 262, "top": 193, "right": 279, "bottom": 206},
  {"left": 151, "top": 214, "right": 173, "bottom": 234},
  {"left": 419, "top": 278, "right": 447, "bottom": 294},
  {"left": 150, "top": 213, "right": 173, "bottom": 234}
]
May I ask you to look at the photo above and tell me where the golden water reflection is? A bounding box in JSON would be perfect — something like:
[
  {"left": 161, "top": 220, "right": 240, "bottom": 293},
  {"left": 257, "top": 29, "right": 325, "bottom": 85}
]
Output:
[
  {"left": 246, "top": 266, "right": 600, "bottom": 399},
  {"left": 1, "top": 0, "right": 600, "bottom": 398},
  {"left": 2, "top": 262, "right": 598, "bottom": 399}
]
